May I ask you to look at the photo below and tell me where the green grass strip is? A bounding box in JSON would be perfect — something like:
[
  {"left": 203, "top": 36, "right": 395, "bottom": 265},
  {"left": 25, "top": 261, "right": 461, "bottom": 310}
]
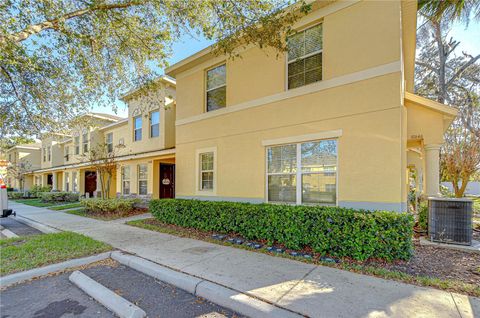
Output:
[
  {"left": 0, "top": 232, "right": 111, "bottom": 276},
  {"left": 49, "top": 203, "right": 83, "bottom": 210}
]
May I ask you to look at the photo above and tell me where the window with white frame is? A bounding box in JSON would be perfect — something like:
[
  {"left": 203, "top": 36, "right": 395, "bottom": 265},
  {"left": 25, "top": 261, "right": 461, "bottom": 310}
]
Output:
[
  {"left": 121, "top": 166, "right": 130, "bottom": 195},
  {"left": 287, "top": 23, "right": 323, "bottom": 89},
  {"left": 74, "top": 136, "right": 80, "bottom": 155},
  {"left": 199, "top": 152, "right": 214, "bottom": 191},
  {"left": 206, "top": 64, "right": 226, "bottom": 112},
  {"left": 65, "top": 173, "right": 70, "bottom": 192},
  {"left": 65, "top": 146, "right": 70, "bottom": 161},
  {"left": 72, "top": 172, "right": 78, "bottom": 192},
  {"left": 138, "top": 164, "right": 148, "bottom": 195},
  {"left": 47, "top": 146, "right": 51, "bottom": 161},
  {"left": 150, "top": 111, "right": 160, "bottom": 138},
  {"left": 82, "top": 131, "right": 89, "bottom": 153},
  {"left": 43, "top": 147, "right": 46, "bottom": 162},
  {"left": 106, "top": 133, "right": 113, "bottom": 153},
  {"left": 134, "top": 116, "right": 142, "bottom": 141},
  {"left": 267, "top": 139, "right": 337, "bottom": 205}
]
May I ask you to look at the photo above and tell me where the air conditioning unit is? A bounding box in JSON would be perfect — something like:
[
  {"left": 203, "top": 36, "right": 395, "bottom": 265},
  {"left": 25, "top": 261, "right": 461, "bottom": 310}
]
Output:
[{"left": 428, "top": 197, "right": 473, "bottom": 246}]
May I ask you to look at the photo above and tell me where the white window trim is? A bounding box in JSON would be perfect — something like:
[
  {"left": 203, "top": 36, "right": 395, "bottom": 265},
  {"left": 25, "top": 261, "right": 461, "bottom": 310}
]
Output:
[
  {"left": 121, "top": 166, "right": 131, "bottom": 195},
  {"left": 133, "top": 116, "right": 142, "bottom": 142},
  {"left": 106, "top": 133, "right": 113, "bottom": 152},
  {"left": 149, "top": 110, "right": 160, "bottom": 138},
  {"left": 195, "top": 147, "right": 217, "bottom": 196},
  {"left": 205, "top": 63, "right": 226, "bottom": 112},
  {"left": 264, "top": 137, "right": 339, "bottom": 206},
  {"left": 285, "top": 23, "right": 323, "bottom": 91},
  {"left": 137, "top": 164, "right": 148, "bottom": 195},
  {"left": 262, "top": 129, "right": 342, "bottom": 147}
]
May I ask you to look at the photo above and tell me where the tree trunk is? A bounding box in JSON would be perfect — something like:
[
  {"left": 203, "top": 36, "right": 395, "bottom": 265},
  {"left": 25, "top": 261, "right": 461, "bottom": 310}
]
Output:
[{"left": 433, "top": 21, "right": 447, "bottom": 104}]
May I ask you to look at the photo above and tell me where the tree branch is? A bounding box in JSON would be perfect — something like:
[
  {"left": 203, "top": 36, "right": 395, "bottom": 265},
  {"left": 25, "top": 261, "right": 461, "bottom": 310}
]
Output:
[{"left": 446, "top": 54, "right": 480, "bottom": 88}]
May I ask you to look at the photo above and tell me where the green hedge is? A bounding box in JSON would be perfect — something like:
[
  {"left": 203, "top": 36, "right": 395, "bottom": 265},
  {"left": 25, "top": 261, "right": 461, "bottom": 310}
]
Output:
[
  {"left": 81, "top": 198, "right": 141, "bottom": 214},
  {"left": 7, "top": 192, "right": 23, "bottom": 199},
  {"left": 150, "top": 199, "right": 414, "bottom": 261},
  {"left": 41, "top": 192, "right": 79, "bottom": 202}
]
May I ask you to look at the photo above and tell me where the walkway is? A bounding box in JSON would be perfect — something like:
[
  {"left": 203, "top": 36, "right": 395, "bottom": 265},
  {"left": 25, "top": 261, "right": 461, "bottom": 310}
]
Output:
[{"left": 10, "top": 202, "right": 480, "bottom": 318}]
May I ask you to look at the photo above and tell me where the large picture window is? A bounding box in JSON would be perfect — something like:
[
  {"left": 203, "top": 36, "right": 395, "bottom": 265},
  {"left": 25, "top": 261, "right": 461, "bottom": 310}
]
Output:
[
  {"left": 150, "top": 111, "right": 160, "bottom": 138},
  {"left": 134, "top": 116, "right": 142, "bottom": 141},
  {"left": 267, "top": 139, "right": 337, "bottom": 205},
  {"left": 206, "top": 64, "right": 226, "bottom": 112},
  {"left": 121, "top": 166, "right": 130, "bottom": 195},
  {"left": 138, "top": 164, "right": 148, "bottom": 195},
  {"left": 287, "top": 24, "right": 323, "bottom": 89}
]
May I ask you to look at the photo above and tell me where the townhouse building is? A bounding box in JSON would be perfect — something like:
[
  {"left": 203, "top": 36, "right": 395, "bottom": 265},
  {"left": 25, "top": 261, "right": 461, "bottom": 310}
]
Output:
[
  {"left": 6, "top": 1, "right": 456, "bottom": 212},
  {"left": 4, "top": 143, "right": 42, "bottom": 190}
]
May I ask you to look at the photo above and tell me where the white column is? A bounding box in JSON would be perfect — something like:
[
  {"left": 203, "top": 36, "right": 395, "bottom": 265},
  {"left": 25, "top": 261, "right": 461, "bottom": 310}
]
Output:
[
  {"left": 424, "top": 144, "right": 441, "bottom": 197},
  {"left": 52, "top": 172, "right": 58, "bottom": 191}
]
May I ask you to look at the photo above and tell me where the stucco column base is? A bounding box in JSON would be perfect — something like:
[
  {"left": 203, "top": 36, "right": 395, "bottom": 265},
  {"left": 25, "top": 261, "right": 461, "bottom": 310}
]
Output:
[{"left": 424, "top": 144, "right": 441, "bottom": 197}]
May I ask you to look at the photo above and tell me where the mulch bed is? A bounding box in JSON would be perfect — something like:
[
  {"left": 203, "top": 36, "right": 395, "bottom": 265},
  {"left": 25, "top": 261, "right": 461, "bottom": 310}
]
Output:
[
  {"left": 139, "top": 219, "right": 480, "bottom": 286},
  {"left": 85, "top": 208, "right": 148, "bottom": 220}
]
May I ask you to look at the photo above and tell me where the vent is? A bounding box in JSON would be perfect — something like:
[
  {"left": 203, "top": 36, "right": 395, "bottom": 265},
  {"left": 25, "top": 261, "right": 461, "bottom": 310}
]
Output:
[{"left": 428, "top": 198, "right": 473, "bottom": 246}]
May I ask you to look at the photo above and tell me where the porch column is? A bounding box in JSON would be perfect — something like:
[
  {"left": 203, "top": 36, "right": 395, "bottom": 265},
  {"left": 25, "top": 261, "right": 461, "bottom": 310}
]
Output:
[
  {"left": 424, "top": 144, "right": 441, "bottom": 197},
  {"left": 52, "top": 172, "right": 58, "bottom": 191}
]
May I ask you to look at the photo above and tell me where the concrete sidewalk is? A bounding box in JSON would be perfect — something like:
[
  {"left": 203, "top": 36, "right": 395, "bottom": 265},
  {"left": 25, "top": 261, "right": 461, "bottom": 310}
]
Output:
[{"left": 10, "top": 202, "right": 480, "bottom": 318}]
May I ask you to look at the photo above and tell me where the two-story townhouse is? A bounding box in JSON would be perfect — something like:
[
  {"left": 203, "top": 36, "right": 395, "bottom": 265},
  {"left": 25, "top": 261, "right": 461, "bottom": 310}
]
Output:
[
  {"left": 5, "top": 143, "right": 42, "bottom": 190},
  {"left": 30, "top": 77, "right": 176, "bottom": 199},
  {"left": 165, "top": 0, "right": 457, "bottom": 212}
]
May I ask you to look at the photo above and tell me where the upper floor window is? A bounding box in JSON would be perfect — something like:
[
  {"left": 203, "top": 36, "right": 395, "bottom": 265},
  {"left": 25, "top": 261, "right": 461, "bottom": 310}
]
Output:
[
  {"left": 47, "top": 146, "right": 51, "bottom": 161},
  {"left": 65, "top": 146, "right": 70, "bottom": 161},
  {"left": 134, "top": 116, "right": 142, "bottom": 141},
  {"left": 82, "top": 132, "right": 88, "bottom": 153},
  {"left": 206, "top": 64, "right": 226, "bottom": 112},
  {"left": 106, "top": 133, "right": 113, "bottom": 153},
  {"left": 8, "top": 154, "right": 11, "bottom": 162},
  {"left": 150, "top": 111, "right": 160, "bottom": 138},
  {"left": 74, "top": 136, "right": 80, "bottom": 155},
  {"left": 43, "top": 147, "right": 46, "bottom": 162},
  {"left": 287, "top": 24, "right": 323, "bottom": 90}
]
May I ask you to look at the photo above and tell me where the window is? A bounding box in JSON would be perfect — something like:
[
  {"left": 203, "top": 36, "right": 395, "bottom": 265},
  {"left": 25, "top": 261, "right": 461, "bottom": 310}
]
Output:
[
  {"left": 65, "top": 146, "right": 69, "bottom": 162},
  {"left": 206, "top": 64, "right": 226, "bottom": 112},
  {"left": 106, "top": 133, "right": 113, "bottom": 153},
  {"left": 8, "top": 154, "right": 11, "bottom": 162},
  {"left": 43, "top": 147, "right": 46, "bottom": 162},
  {"left": 74, "top": 136, "right": 80, "bottom": 155},
  {"left": 65, "top": 173, "right": 70, "bottom": 192},
  {"left": 267, "top": 139, "right": 337, "bottom": 205},
  {"left": 134, "top": 116, "right": 142, "bottom": 141},
  {"left": 138, "top": 164, "right": 148, "bottom": 195},
  {"left": 121, "top": 166, "right": 130, "bottom": 195},
  {"left": 199, "top": 152, "right": 214, "bottom": 191},
  {"left": 72, "top": 172, "right": 78, "bottom": 192},
  {"left": 47, "top": 146, "right": 51, "bottom": 161},
  {"left": 287, "top": 24, "right": 323, "bottom": 89},
  {"left": 150, "top": 111, "right": 160, "bottom": 138},
  {"left": 82, "top": 132, "right": 89, "bottom": 153}
]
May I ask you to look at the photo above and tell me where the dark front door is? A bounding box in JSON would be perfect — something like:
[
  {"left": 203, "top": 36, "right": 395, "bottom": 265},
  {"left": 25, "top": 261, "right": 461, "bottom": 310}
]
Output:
[
  {"left": 84, "top": 171, "right": 97, "bottom": 197},
  {"left": 47, "top": 174, "right": 53, "bottom": 186},
  {"left": 160, "top": 164, "right": 175, "bottom": 199}
]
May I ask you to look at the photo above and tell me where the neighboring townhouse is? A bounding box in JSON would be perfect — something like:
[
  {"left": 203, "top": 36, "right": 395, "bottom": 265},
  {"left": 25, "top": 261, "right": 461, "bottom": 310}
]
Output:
[
  {"left": 165, "top": 0, "right": 457, "bottom": 212},
  {"left": 5, "top": 143, "right": 42, "bottom": 190},
  {"left": 29, "top": 76, "right": 176, "bottom": 199}
]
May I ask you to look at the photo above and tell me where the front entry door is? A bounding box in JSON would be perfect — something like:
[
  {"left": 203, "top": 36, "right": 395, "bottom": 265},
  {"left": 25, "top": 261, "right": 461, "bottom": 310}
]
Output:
[
  {"left": 84, "top": 171, "right": 97, "bottom": 197},
  {"left": 160, "top": 164, "right": 175, "bottom": 199}
]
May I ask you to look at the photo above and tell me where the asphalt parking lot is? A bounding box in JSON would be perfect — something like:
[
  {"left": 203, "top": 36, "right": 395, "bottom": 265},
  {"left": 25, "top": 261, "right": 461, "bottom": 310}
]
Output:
[
  {"left": 0, "top": 217, "right": 42, "bottom": 238},
  {"left": 1, "top": 261, "right": 244, "bottom": 318}
]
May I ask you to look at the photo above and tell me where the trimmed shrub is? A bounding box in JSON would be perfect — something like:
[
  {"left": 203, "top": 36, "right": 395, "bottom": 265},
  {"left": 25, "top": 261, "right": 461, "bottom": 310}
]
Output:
[
  {"left": 81, "top": 198, "right": 141, "bottom": 214},
  {"left": 41, "top": 192, "right": 79, "bottom": 202},
  {"left": 7, "top": 192, "right": 23, "bottom": 200},
  {"left": 30, "top": 185, "right": 52, "bottom": 197},
  {"left": 150, "top": 199, "right": 414, "bottom": 261},
  {"left": 418, "top": 202, "right": 428, "bottom": 231}
]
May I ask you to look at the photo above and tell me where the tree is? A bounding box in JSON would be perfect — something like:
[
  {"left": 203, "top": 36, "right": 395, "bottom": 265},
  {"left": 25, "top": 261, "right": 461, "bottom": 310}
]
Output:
[
  {"left": 82, "top": 141, "right": 124, "bottom": 199},
  {"left": 7, "top": 160, "right": 33, "bottom": 191},
  {"left": 415, "top": 11, "right": 480, "bottom": 197},
  {"left": 1, "top": 0, "right": 310, "bottom": 138},
  {"left": 418, "top": 0, "right": 480, "bottom": 23}
]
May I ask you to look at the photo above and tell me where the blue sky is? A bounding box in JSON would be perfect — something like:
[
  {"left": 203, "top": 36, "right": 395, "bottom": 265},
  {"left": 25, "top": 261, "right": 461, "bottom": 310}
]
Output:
[{"left": 94, "top": 19, "right": 480, "bottom": 118}]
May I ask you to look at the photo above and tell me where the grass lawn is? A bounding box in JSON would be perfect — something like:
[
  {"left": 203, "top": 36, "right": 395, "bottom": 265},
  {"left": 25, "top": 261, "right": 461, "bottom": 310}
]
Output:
[
  {"left": 13, "top": 198, "right": 60, "bottom": 207},
  {"left": 49, "top": 203, "right": 83, "bottom": 210},
  {"left": 0, "top": 232, "right": 111, "bottom": 276},
  {"left": 64, "top": 208, "right": 146, "bottom": 221},
  {"left": 127, "top": 218, "right": 480, "bottom": 297}
]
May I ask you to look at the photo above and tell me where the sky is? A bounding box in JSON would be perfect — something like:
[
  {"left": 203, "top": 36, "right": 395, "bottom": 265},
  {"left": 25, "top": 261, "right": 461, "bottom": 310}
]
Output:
[{"left": 93, "top": 17, "right": 480, "bottom": 118}]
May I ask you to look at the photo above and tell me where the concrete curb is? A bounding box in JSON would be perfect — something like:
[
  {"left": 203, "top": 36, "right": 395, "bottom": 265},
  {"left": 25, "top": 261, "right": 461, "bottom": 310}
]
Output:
[
  {"left": 111, "top": 251, "right": 302, "bottom": 318},
  {"left": 0, "top": 252, "right": 112, "bottom": 288},
  {"left": 14, "top": 215, "right": 60, "bottom": 234},
  {"left": 69, "top": 270, "right": 146, "bottom": 318},
  {"left": 1, "top": 228, "right": 19, "bottom": 238}
]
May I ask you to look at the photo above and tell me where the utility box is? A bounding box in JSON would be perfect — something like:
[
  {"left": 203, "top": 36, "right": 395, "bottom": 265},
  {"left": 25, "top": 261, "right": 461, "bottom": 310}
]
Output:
[{"left": 428, "top": 197, "right": 473, "bottom": 246}]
